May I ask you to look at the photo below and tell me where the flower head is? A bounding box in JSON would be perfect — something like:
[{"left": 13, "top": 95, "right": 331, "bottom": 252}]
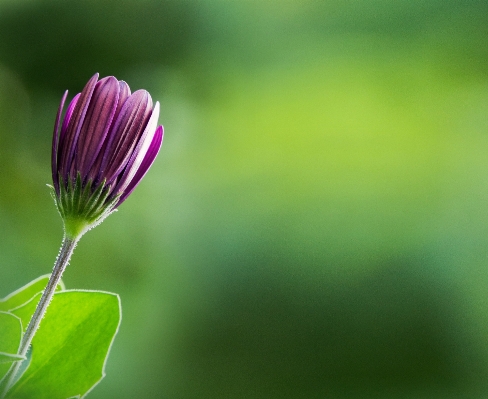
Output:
[{"left": 51, "top": 73, "right": 163, "bottom": 238}]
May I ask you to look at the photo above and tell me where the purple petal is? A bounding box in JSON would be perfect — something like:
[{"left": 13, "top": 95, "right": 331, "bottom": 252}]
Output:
[
  {"left": 116, "top": 124, "right": 163, "bottom": 207},
  {"left": 56, "top": 92, "right": 80, "bottom": 189},
  {"left": 51, "top": 90, "right": 68, "bottom": 196},
  {"left": 95, "top": 90, "right": 153, "bottom": 185},
  {"left": 58, "top": 73, "right": 99, "bottom": 183},
  {"left": 86, "top": 80, "right": 131, "bottom": 183},
  {"left": 75, "top": 76, "right": 120, "bottom": 181},
  {"left": 114, "top": 101, "right": 160, "bottom": 198},
  {"left": 59, "top": 93, "right": 80, "bottom": 145},
  {"left": 115, "top": 81, "right": 131, "bottom": 118}
]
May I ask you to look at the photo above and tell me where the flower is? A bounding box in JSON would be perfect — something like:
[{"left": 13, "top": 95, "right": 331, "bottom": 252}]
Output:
[{"left": 51, "top": 73, "right": 163, "bottom": 238}]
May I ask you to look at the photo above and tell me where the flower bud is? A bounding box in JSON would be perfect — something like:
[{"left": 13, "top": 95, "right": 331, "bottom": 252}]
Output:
[{"left": 50, "top": 73, "right": 164, "bottom": 238}]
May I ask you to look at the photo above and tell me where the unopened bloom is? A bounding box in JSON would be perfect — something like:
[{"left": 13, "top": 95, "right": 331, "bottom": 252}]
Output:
[{"left": 51, "top": 73, "right": 163, "bottom": 238}]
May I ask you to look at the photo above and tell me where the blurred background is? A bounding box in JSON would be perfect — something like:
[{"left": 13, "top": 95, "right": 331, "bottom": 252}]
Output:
[{"left": 1, "top": 0, "right": 488, "bottom": 398}]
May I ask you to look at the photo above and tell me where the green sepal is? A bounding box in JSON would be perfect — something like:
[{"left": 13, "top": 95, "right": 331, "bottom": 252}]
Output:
[
  {"left": 80, "top": 179, "right": 106, "bottom": 219},
  {"left": 85, "top": 185, "right": 112, "bottom": 220},
  {"left": 67, "top": 174, "right": 74, "bottom": 209},
  {"left": 72, "top": 172, "right": 83, "bottom": 213},
  {"left": 78, "top": 179, "right": 93, "bottom": 214},
  {"left": 48, "top": 185, "right": 62, "bottom": 217},
  {"left": 58, "top": 172, "right": 69, "bottom": 218},
  {"left": 52, "top": 176, "right": 120, "bottom": 239}
]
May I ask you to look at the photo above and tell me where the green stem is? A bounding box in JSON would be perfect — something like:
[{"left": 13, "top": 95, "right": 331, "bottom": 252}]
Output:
[{"left": 0, "top": 235, "right": 79, "bottom": 398}]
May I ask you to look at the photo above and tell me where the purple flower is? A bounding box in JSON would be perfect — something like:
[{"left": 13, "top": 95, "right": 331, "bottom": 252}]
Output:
[{"left": 51, "top": 73, "right": 163, "bottom": 238}]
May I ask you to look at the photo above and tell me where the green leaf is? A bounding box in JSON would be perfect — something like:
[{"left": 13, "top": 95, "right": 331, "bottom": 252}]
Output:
[
  {"left": 7, "top": 290, "right": 121, "bottom": 399},
  {"left": 0, "top": 275, "right": 65, "bottom": 312},
  {"left": 0, "top": 311, "right": 23, "bottom": 381}
]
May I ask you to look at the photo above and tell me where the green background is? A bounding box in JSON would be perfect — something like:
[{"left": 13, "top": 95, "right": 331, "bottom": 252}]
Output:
[{"left": 1, "top": 0, "right": 488, "bottom": 398}]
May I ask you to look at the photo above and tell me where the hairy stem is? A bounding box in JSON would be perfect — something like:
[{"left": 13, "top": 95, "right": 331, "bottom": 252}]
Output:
[{"left": 0, "top": 235, "right": 79, "bottom": 398}]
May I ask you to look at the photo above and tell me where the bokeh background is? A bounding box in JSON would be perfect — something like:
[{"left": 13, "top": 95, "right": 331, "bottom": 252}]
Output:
[{"left": 1, "top": 0, "right": 488, "bottom": 398}]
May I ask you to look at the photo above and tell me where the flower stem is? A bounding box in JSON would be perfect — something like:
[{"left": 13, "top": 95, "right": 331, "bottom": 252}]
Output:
[{"left": 0, "top": 235, "right": 79, "bottom": 398}]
